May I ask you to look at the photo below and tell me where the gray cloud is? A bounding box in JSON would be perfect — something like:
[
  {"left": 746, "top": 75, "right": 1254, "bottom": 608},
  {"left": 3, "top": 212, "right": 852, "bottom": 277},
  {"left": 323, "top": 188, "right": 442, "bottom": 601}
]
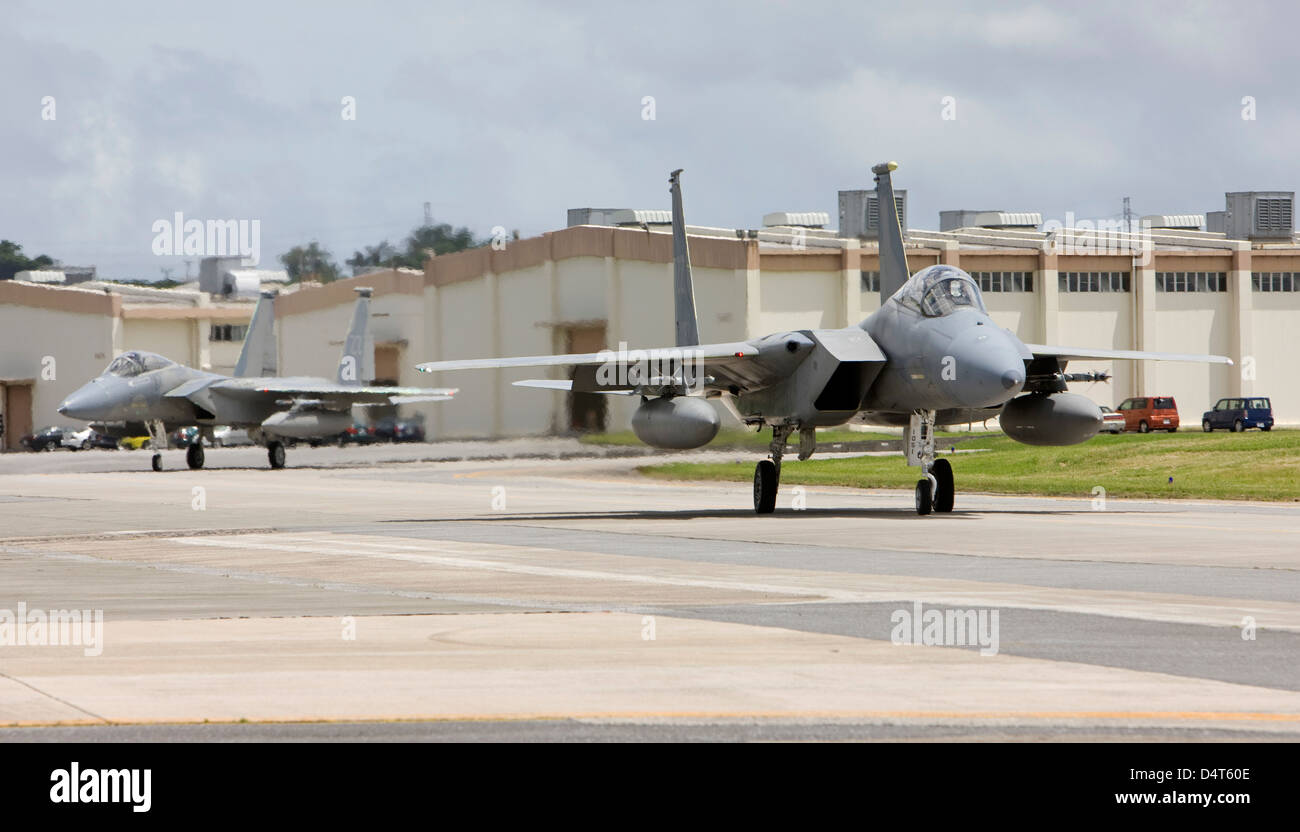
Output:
[{"left": 1, "top": 0, "right": 1295, "bottom": 279}]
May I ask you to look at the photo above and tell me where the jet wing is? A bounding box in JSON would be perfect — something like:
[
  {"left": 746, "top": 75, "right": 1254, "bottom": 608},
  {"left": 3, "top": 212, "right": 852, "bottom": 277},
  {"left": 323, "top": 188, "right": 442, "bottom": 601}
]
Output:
[
  {"left": 417, "top": 341, "right": 770, "bottom": 393},
  {"left": 417, "top": 342, "right": 754, "bottom": 373},
  {"left": 206, "top": 377, "right": 457, "bottom": 405},
  {"left": 1025, "top": 344, "right": 1233, "bottom": 365}
]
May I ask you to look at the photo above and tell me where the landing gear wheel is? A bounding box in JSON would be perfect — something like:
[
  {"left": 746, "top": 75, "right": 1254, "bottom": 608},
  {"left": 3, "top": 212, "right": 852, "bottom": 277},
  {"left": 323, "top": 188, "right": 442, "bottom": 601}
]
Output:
[
  {"left": 1202, "top": 419, "right": 1212, "bottom": 432},
  {"left": 914, "top": 479, "right": 933, "bottom": 516},
  {"left": 186, "top": 443, "right": 205, "bottom": 470},
  {"left": 151, "top": 453, "right": 163, "bottom": 472},
  {"left": 1138, "top": 421, "right": 1150, "bottom": 434},
  {"left": 268, "top": 441, "right": 286, "bottom": 469},
  {"left": 753, "top": 459, "right": 777, "bottom": 514},
  {"left": 932, "top": 458, "right": 954, "bottom": 513}
]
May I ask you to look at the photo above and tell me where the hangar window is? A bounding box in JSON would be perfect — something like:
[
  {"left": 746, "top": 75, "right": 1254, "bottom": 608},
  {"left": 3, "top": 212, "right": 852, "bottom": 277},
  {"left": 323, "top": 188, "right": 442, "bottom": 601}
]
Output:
[
  {"left": 1058, "top": 272, "right": 1130, "bottom": 293},
  {"left": 1252, "top": 272, "right": 1299, "bottom": 292},
  {"left": 971, "top": 271, "right": 1034, "bottom": 293},
  {"left": 860, "top": 271, "right": 880, "bottom": 292},
  {"left": 210, "top": 324, "right": 250, "bottom": 342},
  {"left": 1156, "top": 272, "right": 1226, "bottom": 292}
]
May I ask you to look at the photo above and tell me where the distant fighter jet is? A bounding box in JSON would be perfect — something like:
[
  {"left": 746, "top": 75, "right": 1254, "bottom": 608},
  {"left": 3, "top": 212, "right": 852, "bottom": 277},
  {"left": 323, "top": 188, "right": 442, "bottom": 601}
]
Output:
[
  {"left": 416, "top": 164, "right": 1230, "bottom": 515},
  {"left": 58, "top": 287, "right": 456, "bottom": 471}
]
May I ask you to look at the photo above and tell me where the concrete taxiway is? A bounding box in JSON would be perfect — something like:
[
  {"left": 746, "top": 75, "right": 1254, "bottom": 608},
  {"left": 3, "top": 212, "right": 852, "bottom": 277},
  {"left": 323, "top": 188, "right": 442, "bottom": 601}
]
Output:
[{"left": 1, "top": 442, "right": 1297, "bottom": 741}]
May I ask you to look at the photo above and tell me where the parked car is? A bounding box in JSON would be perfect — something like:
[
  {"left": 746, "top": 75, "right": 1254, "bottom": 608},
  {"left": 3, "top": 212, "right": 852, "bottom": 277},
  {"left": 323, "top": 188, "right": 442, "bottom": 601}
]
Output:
[
  {"left": 20, "top": 425, "right": 72, "bottom": 452},
  {"left": 117, "top": 435, "right": 153, "bottom": 450},
  {"left": 170, "top": 426, "right": 206, "bottom": 448},
  {"left": 372, "top": 417, "right": 426, "bottom": 443},
  {"left": 1202, "top": 397, "right": 1273, "bottom": 432},
  {"left": 1115, "top": 396, "right": 1179, "bottom": 433},
  {"left": 61, "top": 427, "right": 119, "bottom": 451},
  {"left": 1098, "top": 405, "right": 1125, "bottom": 434},
  {"left": 338, "top": 423, "right": 380, "bottom": 446},
  {"left": 212, "top": 426, "right": 254, "bottom": 447}
]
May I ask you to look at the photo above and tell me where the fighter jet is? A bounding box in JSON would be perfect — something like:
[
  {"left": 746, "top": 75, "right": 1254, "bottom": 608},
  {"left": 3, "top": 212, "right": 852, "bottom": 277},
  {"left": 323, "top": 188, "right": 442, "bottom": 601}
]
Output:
[
  {"left": 416, "top": 164, "right": 1230, "bottom": 515},
  {"left": 58, "top": 287, "right": 456, "bottom": 471}
]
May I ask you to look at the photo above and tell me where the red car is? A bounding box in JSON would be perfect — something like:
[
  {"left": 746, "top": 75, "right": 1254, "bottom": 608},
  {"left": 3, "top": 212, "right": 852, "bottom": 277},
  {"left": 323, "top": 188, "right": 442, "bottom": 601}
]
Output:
[{"left": 1115, "top": 396, "right": 1179, "bottom": 433}]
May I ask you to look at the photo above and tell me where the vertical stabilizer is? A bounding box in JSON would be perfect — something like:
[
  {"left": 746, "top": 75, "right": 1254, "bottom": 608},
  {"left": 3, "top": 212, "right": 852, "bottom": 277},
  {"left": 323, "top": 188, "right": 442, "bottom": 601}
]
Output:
[
  {"left": 233, "top": 291, "right": 278, "bottom": 378},
  {"left": 872, "top": 161, "right": 911, "bottom": 301},
  {"left": 338, "top": 287, "right": 375, "bottom": 386},
  {"left": 669, "top": 169, "right": 701, "bottom": 347}
]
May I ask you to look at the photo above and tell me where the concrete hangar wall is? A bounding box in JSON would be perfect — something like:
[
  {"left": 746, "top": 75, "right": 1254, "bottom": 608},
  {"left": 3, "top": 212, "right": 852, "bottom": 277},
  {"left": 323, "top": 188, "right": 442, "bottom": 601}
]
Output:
[
  {"left": 0, "top": 280, "right": 252, "bottom": 449},
  {"left": 289, "top": 222, "right": 1293, "bottom": 439}
]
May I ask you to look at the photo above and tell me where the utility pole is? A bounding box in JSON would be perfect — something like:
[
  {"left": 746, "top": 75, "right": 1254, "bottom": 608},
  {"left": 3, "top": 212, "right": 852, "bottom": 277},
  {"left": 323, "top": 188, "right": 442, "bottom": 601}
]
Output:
[
  {"left": 1123, "top": 196, "right": 1133, "bottom": 233},
  {"left": 423, "top": 201, "right": 433, "bottom": 227}
]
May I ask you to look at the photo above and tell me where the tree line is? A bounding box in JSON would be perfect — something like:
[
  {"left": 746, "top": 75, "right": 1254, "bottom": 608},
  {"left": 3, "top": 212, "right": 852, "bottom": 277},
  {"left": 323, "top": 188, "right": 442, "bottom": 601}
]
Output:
[{"left": 279, "top": 222, "right": 483, "bottom": 283}]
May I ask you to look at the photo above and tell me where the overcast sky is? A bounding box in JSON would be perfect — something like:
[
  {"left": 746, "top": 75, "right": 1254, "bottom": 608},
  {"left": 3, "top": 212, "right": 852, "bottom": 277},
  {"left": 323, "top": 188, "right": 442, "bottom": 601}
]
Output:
[{"left": 2, "top": 0, "right": 1296, "bottom": 279}]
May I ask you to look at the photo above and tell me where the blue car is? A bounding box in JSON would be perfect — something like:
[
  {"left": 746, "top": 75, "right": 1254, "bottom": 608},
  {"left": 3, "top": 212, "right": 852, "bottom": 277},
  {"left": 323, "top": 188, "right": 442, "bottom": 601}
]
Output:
[{"left": 1202, "top": 397, "right": 1273, "bottom": 432}]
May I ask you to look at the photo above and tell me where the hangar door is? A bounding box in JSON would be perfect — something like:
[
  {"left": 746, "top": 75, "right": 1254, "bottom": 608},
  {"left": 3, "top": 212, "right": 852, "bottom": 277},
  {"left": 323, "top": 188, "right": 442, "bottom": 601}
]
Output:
[
  {"left": 2, "top": 382, "right": 33, "bottom": 451},
  {"left": 565, "top": 326, "right": 606, "bottom": 433}
]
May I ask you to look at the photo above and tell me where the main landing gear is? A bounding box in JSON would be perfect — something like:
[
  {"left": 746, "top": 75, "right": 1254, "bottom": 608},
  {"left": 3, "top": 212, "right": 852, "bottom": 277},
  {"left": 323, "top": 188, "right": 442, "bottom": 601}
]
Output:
[
  {"left": 146, "top": 419, "right": 167, "bottom": 472},
  {"left": 186, "top": 443, "right": 205, "bottom": 470},
  {"left": 267, "top": 440, "right": 287, "bottom": 469},
  {"left": 753, "top": 425, "right": 815, "bottom": 514},
  {"left": 908, "top": 410, "right": 954, "bottom": 516}
]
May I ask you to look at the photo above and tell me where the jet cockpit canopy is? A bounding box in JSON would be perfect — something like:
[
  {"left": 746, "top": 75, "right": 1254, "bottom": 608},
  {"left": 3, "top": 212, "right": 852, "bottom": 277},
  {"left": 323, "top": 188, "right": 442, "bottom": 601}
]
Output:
[
  {"left": 104, "top": 351, "right": 174, "bottom": 377},
  {"left": 892, "top": 265, "right": 987, "bottom": 317}
]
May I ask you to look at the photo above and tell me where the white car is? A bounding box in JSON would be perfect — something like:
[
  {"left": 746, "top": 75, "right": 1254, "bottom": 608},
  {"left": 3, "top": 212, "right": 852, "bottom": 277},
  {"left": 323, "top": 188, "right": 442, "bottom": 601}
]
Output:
[
  {"left": 61, "top": 427, "right": 97, "bottom": 450},
  {"left": 212, "top": 427, "right": 254, "bottom": 447}
]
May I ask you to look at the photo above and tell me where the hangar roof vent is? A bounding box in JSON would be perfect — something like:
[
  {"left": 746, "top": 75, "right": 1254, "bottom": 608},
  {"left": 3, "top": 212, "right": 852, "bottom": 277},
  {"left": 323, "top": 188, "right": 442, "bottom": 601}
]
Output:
[
  {"left": 939, "top": 210, "right": 1042, "bottom": 232},
  {"left": 762, "top": 211, "right": 830, "bottom": 228},
  {"left": 1141, "top": 214, "right": 1204, "bottom": 230},
  {"left": 610, "top": 209, "right": 672, "bottom": 226}
]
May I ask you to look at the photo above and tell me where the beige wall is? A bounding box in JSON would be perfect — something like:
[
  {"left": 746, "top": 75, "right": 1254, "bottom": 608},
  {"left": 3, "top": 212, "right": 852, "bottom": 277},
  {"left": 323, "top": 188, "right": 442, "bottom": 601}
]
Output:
[
  {"left": 1247, "top": 292, "right": 1300, "bottom": 424},
  {"left": 0, "top": 303, "right": 116, "bottom": 435}
]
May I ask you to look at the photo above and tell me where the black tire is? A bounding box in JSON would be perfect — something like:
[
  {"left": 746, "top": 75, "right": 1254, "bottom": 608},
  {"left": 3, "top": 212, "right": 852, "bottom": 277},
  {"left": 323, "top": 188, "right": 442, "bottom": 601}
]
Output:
[
  {"left": 915, "top": 479, "right": 933, "bottom": 516},
  {"left": 268, "top": 441, "right": 286, "bottom": 469},
  {"left": 753, "top": 459, "right": 777, "bottom": 514},
  {"left": 186, "top": 443, "right": 205, "bottom": 470},
  {"left": 1168, "top": 427, "right": 1177, "bottom": 433},
  {"left": 1232, "top": 419, "right": 1242, "bottom": 433},
  {"left": 1262, "top": 425, "right": 1272, "bottom": 432},
  {"left": 44, "top": 440, "right": 56, "bottom": 451},
  {"left": 1138, "top": 421, "right": 1150, "bottom": 434},
  {"left": 151, "top": 453, "right": 163, "bottom": 472},
  {"left": 82, "top": 440, "right": 91, "bottom": 450},
  {"left": 1202, "top": 420, "right": 1212, "bottom": 432},
  {"left": 142, "top": 439, "right": 152, "bottom": 450},
  {"left": 932, "top": 458, "right": 954, "bottom": 513}
]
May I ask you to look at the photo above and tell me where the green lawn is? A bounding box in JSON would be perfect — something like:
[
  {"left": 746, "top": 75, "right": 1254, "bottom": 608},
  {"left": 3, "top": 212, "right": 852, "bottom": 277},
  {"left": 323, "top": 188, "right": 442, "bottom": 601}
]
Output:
[
  {"left": 639, "top": 430, "right": 1300, "bottom": 501},
  {"left": 580, "top": 427, "right": 973, "bottom": 449}
]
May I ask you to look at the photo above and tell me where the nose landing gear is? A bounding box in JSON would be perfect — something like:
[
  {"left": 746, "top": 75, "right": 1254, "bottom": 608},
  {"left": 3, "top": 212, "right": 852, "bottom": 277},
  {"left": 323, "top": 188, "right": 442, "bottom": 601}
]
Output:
[{"left": 908, "top": 410, "right": 955, "bottom": 515}]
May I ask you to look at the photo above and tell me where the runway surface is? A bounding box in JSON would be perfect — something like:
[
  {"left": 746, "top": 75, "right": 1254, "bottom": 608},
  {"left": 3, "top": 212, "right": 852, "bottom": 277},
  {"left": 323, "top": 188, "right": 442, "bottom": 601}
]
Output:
[{"left": 1, "top": 442, "right": 1297, "bottom": 741}]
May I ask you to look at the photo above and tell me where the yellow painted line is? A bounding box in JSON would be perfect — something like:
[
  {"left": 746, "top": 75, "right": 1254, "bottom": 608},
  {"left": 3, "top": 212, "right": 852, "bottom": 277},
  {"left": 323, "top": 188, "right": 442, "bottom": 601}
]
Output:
[{"left": 5, "top": 710, "right": 1300, "bottom": 729}]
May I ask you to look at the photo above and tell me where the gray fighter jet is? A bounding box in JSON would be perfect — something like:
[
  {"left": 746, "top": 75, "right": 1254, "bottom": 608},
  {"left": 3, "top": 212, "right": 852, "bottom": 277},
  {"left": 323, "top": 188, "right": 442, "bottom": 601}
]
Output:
[
  {"left": 416, "top": 164, "right": 1230, "bottom": 515},
  {"left": 58, "top": 287, "right": 456, "bottom": 471}
]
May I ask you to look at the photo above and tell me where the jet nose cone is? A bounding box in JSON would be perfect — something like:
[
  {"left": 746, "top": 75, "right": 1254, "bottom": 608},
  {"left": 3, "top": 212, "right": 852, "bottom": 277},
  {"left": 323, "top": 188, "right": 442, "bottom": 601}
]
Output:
[
  {"left": 944, "top": 324, "right": 1026, "bottom": 408},
  {"left": 58, "top": 388, "right": 107, "bottom": 421}
]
